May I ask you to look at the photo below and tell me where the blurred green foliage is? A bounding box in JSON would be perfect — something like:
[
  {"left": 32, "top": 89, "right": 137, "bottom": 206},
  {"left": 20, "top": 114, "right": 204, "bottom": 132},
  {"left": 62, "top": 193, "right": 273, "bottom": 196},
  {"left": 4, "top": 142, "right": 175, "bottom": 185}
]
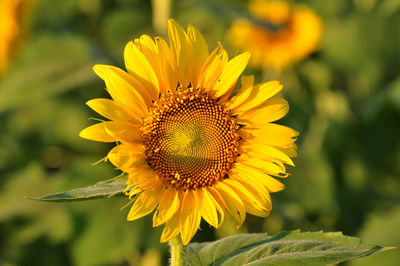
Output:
[{"left": 0, "top": 0, "right": 399, "bottom": 265}]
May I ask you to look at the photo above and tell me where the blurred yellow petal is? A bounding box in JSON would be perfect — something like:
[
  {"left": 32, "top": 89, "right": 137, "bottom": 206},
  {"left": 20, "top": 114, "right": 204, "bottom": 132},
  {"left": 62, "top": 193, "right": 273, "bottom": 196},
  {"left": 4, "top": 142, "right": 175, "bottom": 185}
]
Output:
[
  {"left": 0, "top": 0, "right": 35, "bottom": 75},
  {"left": 227, "top": 0, "right": 322, "bottom": 69}
]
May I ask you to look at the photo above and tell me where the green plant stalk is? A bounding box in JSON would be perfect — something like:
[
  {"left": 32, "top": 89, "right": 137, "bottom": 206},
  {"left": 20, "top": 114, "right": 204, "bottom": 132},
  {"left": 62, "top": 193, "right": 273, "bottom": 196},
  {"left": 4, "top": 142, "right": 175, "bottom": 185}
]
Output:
[
  {"left": 169, "top": 235, "right": 186, "bottom": 266},
  {"left": 151, "top": 0, "right": 171, "bottom": 38}
]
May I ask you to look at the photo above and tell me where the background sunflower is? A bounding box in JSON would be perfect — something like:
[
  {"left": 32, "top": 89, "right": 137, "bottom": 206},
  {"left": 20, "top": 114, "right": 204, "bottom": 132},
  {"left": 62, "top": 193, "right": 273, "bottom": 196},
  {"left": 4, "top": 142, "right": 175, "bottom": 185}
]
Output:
[{"left": 0, "top": 0, "right": 399, "bottom": 265}]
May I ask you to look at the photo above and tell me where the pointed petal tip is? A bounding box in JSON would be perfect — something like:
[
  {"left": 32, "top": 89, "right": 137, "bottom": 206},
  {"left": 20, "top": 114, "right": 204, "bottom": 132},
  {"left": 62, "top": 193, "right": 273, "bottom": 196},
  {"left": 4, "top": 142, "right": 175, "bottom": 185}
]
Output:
[
  {"left": 242, "top": 51, "right": 252, "bottom": 61},
  {"left": 78, "top": 129, "right": 86, "bottom": 139},
  {"left": 93, "top": 64, "right": 105, "bottom": 78},
  {"left": 78, "top": 124, "right": 115, "bottom": 142}
]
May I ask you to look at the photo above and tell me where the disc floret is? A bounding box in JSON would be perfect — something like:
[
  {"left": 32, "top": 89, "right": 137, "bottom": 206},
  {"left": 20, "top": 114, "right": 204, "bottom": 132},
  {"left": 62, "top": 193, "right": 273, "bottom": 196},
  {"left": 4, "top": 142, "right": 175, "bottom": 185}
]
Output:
[{"left": 141, "top": 88, "right": 240, "bottom": 190}]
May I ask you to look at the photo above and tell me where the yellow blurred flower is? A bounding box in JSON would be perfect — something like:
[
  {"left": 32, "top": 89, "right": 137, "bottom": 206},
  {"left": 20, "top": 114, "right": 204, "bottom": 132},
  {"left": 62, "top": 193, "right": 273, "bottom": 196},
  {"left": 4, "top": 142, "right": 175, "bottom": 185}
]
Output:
[
  {"left": 0, "top": 0, "right": 35, "bottom": 75},
  {"left": 227, "top": 0, "right": 322, "bottom": 69},
  {"left": 80, "top": 19, "right": 298, "bottom": 245}
]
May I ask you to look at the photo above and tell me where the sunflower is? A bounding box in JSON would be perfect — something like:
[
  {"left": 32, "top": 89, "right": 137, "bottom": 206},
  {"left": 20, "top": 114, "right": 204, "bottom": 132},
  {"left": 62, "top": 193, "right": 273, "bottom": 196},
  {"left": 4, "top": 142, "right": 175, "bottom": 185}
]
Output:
[
  {"left": 0, "top": 0, "right": 36, "bottom": 75},
  {"left": 80, "top": 19, "right": 298, "bottom": 245},
  {"left": 227, "top": 0, "right": 322, "bottom": 69}
]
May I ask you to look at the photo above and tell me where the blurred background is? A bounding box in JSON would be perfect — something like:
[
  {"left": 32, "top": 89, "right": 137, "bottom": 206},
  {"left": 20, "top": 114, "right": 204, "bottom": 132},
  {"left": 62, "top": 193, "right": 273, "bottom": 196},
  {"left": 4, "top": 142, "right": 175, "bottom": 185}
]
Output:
[{"left": 0, "top": 0, "right": 399, "bottom": 265}]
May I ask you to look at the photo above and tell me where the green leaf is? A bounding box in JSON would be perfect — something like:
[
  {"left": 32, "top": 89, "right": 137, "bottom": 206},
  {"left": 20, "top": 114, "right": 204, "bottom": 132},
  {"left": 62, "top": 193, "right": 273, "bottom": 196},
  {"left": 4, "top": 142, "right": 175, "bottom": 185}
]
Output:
[
  {"left": 0, "top": 35, "right": 99, "bottom": 113},
  {"left": 29, "top": 175, "right": 128, "bottom": 202},
  {"left": 186, "top": 230, "right": 392, "bottom": 266},
  {"left": 349, "top": 208, "right": 400, "bottom": 266}
]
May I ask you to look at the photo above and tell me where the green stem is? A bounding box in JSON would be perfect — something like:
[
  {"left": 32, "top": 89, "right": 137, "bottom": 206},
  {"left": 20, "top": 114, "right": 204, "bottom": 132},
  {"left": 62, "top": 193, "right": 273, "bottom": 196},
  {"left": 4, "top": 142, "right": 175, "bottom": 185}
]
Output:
[
  {"left": 151, "top": 0, "right": 171, "bottom": 38},
  {"left": 169, "top": 235, "right": 186, "bottom": 266}
]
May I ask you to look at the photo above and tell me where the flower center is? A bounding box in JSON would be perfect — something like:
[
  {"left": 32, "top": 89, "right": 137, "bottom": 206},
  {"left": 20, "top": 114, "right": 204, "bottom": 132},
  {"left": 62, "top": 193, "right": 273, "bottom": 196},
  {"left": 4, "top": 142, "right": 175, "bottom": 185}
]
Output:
[{"left": 141, "top": 88, "right": 240, "bottom": 190}]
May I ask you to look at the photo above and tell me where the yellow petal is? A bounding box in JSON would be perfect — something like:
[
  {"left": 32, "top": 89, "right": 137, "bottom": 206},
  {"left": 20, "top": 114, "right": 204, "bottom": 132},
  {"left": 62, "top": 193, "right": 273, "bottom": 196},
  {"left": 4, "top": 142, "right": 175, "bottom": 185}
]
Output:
[
  {"left": 94, "top": 65, "right": 149, "bottom": 116},
  {"left": 160, "top": 208, "right": 181, "bottom": 243},
  {"left": 239, "top": 123, "right": 299, "bottom": 146},
  {"left": 127, "top": 165, "right": 150, "bottom": 184},
  {"left": 224, "top": 179, "right": 271, "bottom": 217},
  {"left": 186, "top": 24, "right": 209, "bottom": 89},
  {"left": 135, "top": 35, "right": 177, "bottom": 95},
  {"left": 79, "top": 122, "right": 116, "bottom": 142},
  {"left": 238, "top": 98, "right": 289, "bottom": 124},
  {"left": 126, "top": 186, "right": 142, "bottom": 199},
  {"left": 228, "top": 75, "right": 254, "bottom": 110},
  {"left": 198, "top": 44, "right": 228, "bottom": 92},
  {"left": 136, "top": 35, "right": 178, "bottom": 94},
  {"left": 135, "top": 35, "right": 159, "bottom": 68},
  {"left": 179, "top": 190, "right": 201, "bottom": 245},
  {"left": 103, "top": 121, "right": 141, "bottom": 144},
  {"left": 107, "top": 144, "right": 146, "bottom": 171},
  {"left": 124, "top": 41, "right": 159, "bottom": 99},
  {"left": 237, "top": 155, "right": 288, "bottom": 177},
  {"left": 231, "top": 163, "right": 285, "bottom": 193},
  {"left": 212, "top": 182, "right": 246, "bottom": 227},
  {"left": 213, "top": 52, "right": 251, "bottom": 99},
  {"left": 155, "top": 36, "right": 178, "bottom": 93},
  {"left": 229, "top": 167, "right": 272, "bottom": 205},
  {"left": 93, "top": 64, "right": 152, "bottom": 109},
  {"left": 199, "top": 188, "right": 219, "bottom": 228},
  {"left": 168, "top": 19, "right": 190, "bottom": 89},
  {"left": 205, "top": 188, "right": 225, "bottom": 227},
  {"left": 153, "top": 187, "right": 180, "bottom": 227},
  {"left": 86, "top": 98, "right": 140, "bottom": 123},
  {"left": 135, "top": 172, "right": 162, "bottom": 192},
  {"left": 127, "top": 188, "right": 161, "bottom": 221},
  {"left": 277, "top": 143, "right": 298, "bottom": 158},
  {"left": 234, "top": 81, "right": 283, "bottom": 114},
  {"left": 241, "top": 143, "right": 295, "bottom": 166}
]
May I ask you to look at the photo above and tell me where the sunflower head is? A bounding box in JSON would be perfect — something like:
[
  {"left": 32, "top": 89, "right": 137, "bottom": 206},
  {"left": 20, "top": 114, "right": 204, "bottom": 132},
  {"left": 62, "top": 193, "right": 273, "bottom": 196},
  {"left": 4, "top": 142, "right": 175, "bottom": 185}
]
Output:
[
  {"left": 80, "top": 19, "right": 298, "bottom": 245},
  {"left": 227, "top": 0, "right": 322, "bottom": 69}
]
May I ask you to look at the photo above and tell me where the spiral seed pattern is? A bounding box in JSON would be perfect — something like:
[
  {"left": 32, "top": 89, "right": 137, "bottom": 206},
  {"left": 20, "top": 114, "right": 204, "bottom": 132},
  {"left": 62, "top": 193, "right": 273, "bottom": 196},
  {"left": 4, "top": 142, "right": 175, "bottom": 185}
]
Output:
[{"left": 141, "top": 88, "right": 240, "bottom": 190}]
